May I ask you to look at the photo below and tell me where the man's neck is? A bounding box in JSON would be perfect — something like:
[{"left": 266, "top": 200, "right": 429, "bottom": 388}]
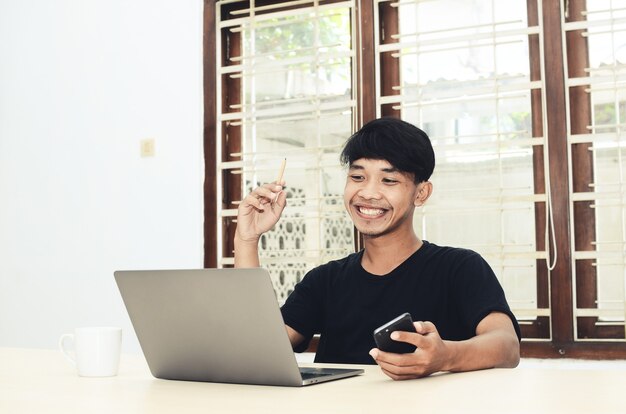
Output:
[{"left": 361, "top": 231, "right": 423, "bottom": 276}]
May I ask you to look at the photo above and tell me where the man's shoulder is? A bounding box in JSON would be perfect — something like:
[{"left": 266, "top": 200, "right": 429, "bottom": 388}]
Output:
[
  {"left": 302, "top": 251, "right": 362, "bottom": 282},
  {"left": 292, "top": 252, "right": 361, "bottom": 292},
  {"left": 422, "top": 241, "right": 495, "bottom": 282},
  {"left": 422, "top": 241, "right": 481, "bottom": 262},
  {"left": 314, "top": 250, "right": 362, "bottom": 272}
]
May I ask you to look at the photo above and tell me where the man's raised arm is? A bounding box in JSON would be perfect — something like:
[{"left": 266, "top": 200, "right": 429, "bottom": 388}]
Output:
[{"left": 234, "top": 182, "right": 287, "bottom": 268}]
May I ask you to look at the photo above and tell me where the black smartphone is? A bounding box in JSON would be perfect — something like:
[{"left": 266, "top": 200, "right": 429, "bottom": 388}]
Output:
[{"left": 373, "top": 312, "right": 418, "bottom": 354}]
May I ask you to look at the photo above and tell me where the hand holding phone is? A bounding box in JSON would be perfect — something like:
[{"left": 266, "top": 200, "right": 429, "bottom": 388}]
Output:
[{"left": 373, "top": 313, "right": 418, "bottom": 354}]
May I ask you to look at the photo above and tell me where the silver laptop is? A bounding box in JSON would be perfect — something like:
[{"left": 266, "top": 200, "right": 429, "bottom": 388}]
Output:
[{"left": 114, "top": 268, "right": 364, "bottom": 386}]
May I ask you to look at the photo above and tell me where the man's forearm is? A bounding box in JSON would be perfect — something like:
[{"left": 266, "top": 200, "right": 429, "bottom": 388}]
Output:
[
  {"left": 234, "top": 236, "right": 261, "bottom": 268},
  {"left": 285, "top": 325, "right": 306, "bottom": 348},
  {"left": 444, "top": 329, "right": 520, "bottom": 372}
]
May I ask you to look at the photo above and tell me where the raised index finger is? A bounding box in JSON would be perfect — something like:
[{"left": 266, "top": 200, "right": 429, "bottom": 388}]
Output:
[{"left": 251, "top": 184, "right": 282, "bottom": 201}]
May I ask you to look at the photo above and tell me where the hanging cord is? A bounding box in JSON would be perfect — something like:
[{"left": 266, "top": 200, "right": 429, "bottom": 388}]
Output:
[
  {"left": 538, "top": 0, "right": 558, "bottom": 272},
  {"left": 544, "top": 173, "right": 558, "bottom": 271}
]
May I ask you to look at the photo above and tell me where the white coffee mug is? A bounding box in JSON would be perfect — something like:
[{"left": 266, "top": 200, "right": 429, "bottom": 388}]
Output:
[{"left": 59, "top": 327, "right": 122, "bottom": 377}]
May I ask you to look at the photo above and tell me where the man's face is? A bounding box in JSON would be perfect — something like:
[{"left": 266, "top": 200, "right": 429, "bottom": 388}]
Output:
[{"left": 343, "top": 158, "right": 422, "bottom": 238}]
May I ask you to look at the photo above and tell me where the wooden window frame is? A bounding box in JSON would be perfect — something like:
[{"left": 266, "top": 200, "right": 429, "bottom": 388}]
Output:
[{"left": 203, "top": 0, "right": 626, "bottom": 358}]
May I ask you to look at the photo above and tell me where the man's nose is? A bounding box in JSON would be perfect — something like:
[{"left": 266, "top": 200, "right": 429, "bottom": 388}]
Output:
[{"left": 357, "top": 181, "right": 382, "bottom": 199}]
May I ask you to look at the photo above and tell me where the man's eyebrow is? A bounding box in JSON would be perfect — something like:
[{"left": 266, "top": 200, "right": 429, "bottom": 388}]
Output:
[
  {"left": 348, "top": 164, "right": 364, "bottom": 171},
  {"left": 348, "top": 163, "right": 399, "bottom": 173}
]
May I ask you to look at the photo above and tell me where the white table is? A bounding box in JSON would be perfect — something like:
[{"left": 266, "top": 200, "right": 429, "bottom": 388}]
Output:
[{"left": 1, "top": 347, "right": 624, "bottom": 413}]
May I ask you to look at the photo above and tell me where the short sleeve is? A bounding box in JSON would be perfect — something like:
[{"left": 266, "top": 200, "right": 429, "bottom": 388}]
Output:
[
  {"left": 280, "top": 267, "right": 327, "bottom": 352},
  {"left": 452, "top": 252, "right": 522, "bottom": 341}
]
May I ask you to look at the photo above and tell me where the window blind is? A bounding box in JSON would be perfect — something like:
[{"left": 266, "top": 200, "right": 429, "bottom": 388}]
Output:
[
  {"left": 565, "top": 0, "right": 626, "bottom": 340},
  {"left": 374, "top": 0, "right": 551, "bottom": 334},
  {"left": 216, "top": 0, "right": 356, "bottom": 303}
]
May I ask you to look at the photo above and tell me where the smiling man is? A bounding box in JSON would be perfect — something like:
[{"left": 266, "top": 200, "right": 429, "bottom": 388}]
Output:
[{"left": 234, "top": 117, "right": 521, "bottom": 380}]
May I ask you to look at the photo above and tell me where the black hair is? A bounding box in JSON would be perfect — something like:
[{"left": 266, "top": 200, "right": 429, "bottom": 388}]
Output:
[{"left": 339, "top": 117, "right": 435, "bottom": 183}]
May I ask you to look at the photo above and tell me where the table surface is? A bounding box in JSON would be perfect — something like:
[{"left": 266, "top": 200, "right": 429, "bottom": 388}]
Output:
[{"left": 1, "top": 347, "right": 625, "bottom": 414}]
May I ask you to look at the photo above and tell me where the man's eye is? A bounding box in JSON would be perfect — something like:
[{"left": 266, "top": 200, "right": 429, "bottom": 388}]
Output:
[
  {"left": 350, "top": 175, "right": 364, "bottom": 181},
  {"left": 382, "top": 178, "right": 398, "bottom": 184}
]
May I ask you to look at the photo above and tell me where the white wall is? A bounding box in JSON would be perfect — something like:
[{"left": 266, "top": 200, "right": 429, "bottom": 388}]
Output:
[{"left": 0, "top": 0, "right": 204, "bottom": 354}]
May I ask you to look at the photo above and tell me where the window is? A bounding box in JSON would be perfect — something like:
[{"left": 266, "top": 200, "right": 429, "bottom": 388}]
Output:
[
  {"left": 374, "top": 0, "right": 550, "bottom": 341},
  {"left": 566, "top": 0, "right": 626, "bottom": 343},
  {"left": 214, "top": 0, "right": 356, "bottom": 302},
  {"left": 204, "top": 0, "right": 626, "bottom": 357}
]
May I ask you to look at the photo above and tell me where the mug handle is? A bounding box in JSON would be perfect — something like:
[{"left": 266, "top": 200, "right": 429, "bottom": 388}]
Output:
[{"left": 58, "top": 333, "right": 76, "bottom": 365}]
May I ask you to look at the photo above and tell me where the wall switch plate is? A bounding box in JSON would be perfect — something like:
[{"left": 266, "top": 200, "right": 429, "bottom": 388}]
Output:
[{"left": 140, "top": 139, "right": 155, "bottom": 157}]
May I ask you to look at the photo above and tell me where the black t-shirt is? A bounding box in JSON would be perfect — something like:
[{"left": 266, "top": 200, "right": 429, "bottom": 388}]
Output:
[{"left": 280, "top": 240, "right": 521, "bottom": 365}]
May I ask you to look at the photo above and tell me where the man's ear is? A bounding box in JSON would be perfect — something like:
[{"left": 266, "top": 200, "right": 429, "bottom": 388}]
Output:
[{"left": 414, "top": 181, "right": 433, "bottom": 207}]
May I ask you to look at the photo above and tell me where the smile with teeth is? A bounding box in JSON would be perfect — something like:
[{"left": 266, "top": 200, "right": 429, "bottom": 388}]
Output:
[{"left": 357, "top": 206, "right": 387, "bottom": 217}]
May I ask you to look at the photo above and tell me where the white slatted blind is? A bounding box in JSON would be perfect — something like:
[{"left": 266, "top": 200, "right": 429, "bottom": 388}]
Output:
[
  {"left": 216, "top": 0, "right": 356, "bottom": 302},
  {"left": 374, "top": 0, "right": 550, "bottom": 323},
  {"left": 565, "top": 0, "right": 626, "bottom": 339}
]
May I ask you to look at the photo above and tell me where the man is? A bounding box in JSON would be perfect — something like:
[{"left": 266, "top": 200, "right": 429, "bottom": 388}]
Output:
[{"left": 234, "top": 117, "right": 521, "bottom": 380}]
